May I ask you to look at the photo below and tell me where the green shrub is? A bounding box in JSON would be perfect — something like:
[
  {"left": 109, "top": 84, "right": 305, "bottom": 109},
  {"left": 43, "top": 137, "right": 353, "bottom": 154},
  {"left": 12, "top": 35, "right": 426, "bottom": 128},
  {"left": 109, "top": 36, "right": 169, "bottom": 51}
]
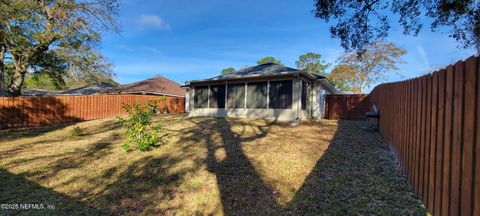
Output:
[
  {"left": 70, "top": 126, "right": 84, "bottom": 136},
  {"left": 117, "top": 97, "right": 165, "bottom": 152}
]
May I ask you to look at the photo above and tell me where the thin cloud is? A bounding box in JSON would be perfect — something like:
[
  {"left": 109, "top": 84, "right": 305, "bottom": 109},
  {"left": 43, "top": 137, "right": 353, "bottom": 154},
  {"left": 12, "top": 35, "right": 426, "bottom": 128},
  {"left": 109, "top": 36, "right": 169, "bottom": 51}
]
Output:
[
  {"left": 115, "top": 44, "right": 133, "bottom": 52},
  {"left": 141, "top": 46, "right": 161, "bottom": 54},
  {"left": 137, "top": 14, "right": 170, "bottom": 29},
  {"left": 416, "top": 45, "right": 431, "bottom": 70}
]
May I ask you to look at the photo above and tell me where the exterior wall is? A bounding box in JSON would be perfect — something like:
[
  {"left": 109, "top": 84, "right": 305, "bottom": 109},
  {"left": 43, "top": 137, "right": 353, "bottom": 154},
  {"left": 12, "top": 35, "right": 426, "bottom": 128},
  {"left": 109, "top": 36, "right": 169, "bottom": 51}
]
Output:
[
  {"left": 187, "top": 78, "right": 307, "bottom": 121},
  {"left": 311, "top": 81, "right": 332, "bottom": 119},
  {"left": 185, "top": 88, "right": 190, "bottom": 112}
]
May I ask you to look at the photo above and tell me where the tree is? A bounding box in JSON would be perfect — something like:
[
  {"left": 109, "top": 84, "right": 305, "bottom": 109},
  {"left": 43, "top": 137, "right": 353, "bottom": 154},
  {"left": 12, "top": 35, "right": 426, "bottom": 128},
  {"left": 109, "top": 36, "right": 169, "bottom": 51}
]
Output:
[
  {"left": 257, "top": 56, "right": 283, "bottom": 66},
  {"left": 24, "top": 73, "right": 61, "bottom": 90},
  {"left": 0, "top": 0, "right": 119, "bottom": 96},
  {"left": 295, "top": 52, "right": 331, "bottom": 76},
  {"left": 117, "top": 97, "right": 166, "bottom": 152},
  {"left": 59, "top": 46, "right": 116, "bottom": 88},
  {"left": 314, "top": 0, "right": 480, "bottom": 53},
  {"left": 328, "top": 41, "right": 407, "bottom": 93},
  {"left": 221, "top": 67, "right": 235, "bottom": 75}
]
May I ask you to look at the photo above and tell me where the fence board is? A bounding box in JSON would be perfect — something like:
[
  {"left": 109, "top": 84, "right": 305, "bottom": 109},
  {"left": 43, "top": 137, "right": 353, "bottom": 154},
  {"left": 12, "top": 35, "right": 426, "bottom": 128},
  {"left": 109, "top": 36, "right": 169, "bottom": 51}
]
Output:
[
  {"left": 451, "top": 61, "right": 465, "bottom": 216},
  {"left": 425, "top": 75, "right": 432, "bottom": 203},
  {"left": 410, "top": 79, "right": 421, "bottom": 195},
  {"left": 415, "top": 78, "right": 422, "bottom": 195},
  {"left": 442, "top": 65, "right": 455, "bottom": 216},
  {"left": 461, "top": 57, "right": 477, "bottom": 216},
  {"left": 429, "top": 73, "right": 438, "bottom": 212},
  {"left": 435, "top": 69, "right": 446, "bottom": 215},
  {"left": 475, "top": 56, "right": 480, "bottom": 216},
  {"left": 0, "top": 94, "right": 185, "bottom": 129}
]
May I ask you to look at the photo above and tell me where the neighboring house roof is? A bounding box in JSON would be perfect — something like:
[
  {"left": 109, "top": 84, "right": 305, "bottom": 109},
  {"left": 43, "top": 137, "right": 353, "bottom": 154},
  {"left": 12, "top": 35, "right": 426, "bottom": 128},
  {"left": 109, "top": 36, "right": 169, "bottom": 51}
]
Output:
[
  {"left": 21, "top": 83, "right": 116, "bottom": 96},
  {"left": 21, "top": 89, "right": 63, "bottom": 96},
  {"left": 110, "top": 76, "right": 185, "bottom": 97},
  {"left": 185, "top": 63, "right": 338, "bottom": 93},
  {"left": 61, "top": 82, "right": 115, "bottom": 95}
]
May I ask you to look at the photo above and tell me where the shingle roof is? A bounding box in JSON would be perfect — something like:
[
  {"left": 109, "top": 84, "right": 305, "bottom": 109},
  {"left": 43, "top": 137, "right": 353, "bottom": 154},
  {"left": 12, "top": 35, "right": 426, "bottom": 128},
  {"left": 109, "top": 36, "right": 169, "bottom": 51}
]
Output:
[
  {"left": 226, "top": 63, "right": 300, "bottom": 77},
  {"left": 21, "top": 83, "right": 115, "bottom": 96},
  {"left": 188, "top": 63, "right": 325, "bottom": 84},
  {"left": 21, "top": 89, "right": 63, "bottom": 96},
  {"left": 62, "top": 82, "right": 115, "bottom": 95},
  {"left": 111, "top": 76, "right": 185, "bottom": 97}
]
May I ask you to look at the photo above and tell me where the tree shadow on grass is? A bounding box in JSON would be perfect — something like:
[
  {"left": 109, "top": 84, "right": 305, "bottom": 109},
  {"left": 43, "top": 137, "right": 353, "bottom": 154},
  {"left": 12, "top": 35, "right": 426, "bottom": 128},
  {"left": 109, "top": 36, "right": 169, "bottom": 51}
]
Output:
[
  {"left": 180, "top": 117, "right": 280, "bottom": 214},
  {"left": 177, "top": 117, "right": 424, "bottom": 215},
  {"left": 0, "top": 168, "right": 105, "bottom": 215},
  {"left": 97, "top": 155, "right": 202, "bottom": 215}
]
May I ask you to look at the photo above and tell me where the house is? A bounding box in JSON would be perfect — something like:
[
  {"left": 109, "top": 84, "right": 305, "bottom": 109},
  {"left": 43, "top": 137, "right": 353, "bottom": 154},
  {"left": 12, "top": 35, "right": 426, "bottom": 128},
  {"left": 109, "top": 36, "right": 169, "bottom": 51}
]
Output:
[
  {"left": 109, "top": 76, "right": 185, "bottom": 97},
  {"left": 61, "top": 82, "right": 115, "bottom": 95},
  {"left": 183, "top": 63, "right": 338, "bottom": 121}
]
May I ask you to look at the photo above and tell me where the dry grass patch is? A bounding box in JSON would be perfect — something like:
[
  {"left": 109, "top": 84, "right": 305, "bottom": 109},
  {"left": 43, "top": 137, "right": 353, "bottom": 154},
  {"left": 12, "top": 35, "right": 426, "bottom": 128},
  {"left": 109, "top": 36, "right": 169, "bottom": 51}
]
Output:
[{"left": 0, "top": 114, "right": 424, "bottom": 215}]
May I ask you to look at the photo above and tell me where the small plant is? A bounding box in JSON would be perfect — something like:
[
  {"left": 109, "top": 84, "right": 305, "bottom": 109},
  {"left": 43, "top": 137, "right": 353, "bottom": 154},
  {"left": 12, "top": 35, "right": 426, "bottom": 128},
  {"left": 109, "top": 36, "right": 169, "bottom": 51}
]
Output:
[
  {"left": 117, "top": 97, "right": 165, "bottom": 152},
  {"left": 70, "top": 126, "right": 84, "bottom": 136}
]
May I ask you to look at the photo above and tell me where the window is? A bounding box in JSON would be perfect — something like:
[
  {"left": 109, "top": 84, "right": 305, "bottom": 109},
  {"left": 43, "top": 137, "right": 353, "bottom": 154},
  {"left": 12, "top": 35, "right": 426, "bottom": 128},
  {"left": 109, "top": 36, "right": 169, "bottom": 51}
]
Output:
[
  {"left": 227, "top": 83, "right": 245, "bottom": 108},
  {"left": 194, "top": 86, "right": 209, "bottom": 108},
  {"left": 247, "top": 82, "right": 268, "bottom": 109},
  {"left": 209, "top": 84, "right": 226, "bottom": 108},
  {"left": 301, "top": 80, "right": 307, "bottom": 110},
  {"left": 269, "top": 80, "right": 292, "bottom": 109}
]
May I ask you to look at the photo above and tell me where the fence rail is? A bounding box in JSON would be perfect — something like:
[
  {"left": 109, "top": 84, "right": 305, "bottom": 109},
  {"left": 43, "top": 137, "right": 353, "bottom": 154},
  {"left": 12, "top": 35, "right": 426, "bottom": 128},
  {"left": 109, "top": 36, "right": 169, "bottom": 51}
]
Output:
[
  {"left": 0, "top": 94, "right": 185, "bottom": 129},
  {"left": 325, "top": 94, "right": 369, "bottom": 119},
  {"left": 369, "top": 55, "right": 479, "bottom": 215}
]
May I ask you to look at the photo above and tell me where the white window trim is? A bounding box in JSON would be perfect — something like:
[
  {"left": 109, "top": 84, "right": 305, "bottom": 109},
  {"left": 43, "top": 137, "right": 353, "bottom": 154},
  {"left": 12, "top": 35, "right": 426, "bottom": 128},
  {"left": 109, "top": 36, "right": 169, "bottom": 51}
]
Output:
[
  {"left": 224, "top": 83, "right": 228, "bottom": 109},
  {"left": 192, "top": 86, "right": 195, "bottom": 109},
  {"left": 244, "top": 82, "right": 247, "bottom": 109},
  {"left": 266, "top": 81, "right": 270, "bottom": 109},
  {"left": 207, "top": 84, "right": 210, "bottom": 108}
]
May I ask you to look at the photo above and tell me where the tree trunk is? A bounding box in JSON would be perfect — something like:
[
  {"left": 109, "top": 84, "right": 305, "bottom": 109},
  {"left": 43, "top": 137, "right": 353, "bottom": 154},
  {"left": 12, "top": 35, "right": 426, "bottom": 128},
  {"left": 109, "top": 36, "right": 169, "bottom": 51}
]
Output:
[
  {"left": 6, "top": 56, "right": 28, "bottom": 97},
  {"left": 0, "top": 46, "right": 5, "bottom": 96}
]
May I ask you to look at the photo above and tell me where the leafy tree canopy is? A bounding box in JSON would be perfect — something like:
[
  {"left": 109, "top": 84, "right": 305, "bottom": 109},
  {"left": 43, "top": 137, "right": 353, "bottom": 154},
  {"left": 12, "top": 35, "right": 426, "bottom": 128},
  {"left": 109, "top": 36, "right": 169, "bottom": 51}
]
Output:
[
  {"left": 257, "top": 56, "right": 283, "bottom": 66},
  {"left": 328, "top": 41, "right": 407, "bottom": 93},
  {"left": 0, "top": 0, "right": 119, "bottom": 96},
  {"left": 295, "top": 52, "right": 331, "bottom": 76},
  {"left": 314, "top": 0, "right": 480, "bottom": 52},
  {"left": 221, "top": 67, "right": 235, "bottom": 75}
]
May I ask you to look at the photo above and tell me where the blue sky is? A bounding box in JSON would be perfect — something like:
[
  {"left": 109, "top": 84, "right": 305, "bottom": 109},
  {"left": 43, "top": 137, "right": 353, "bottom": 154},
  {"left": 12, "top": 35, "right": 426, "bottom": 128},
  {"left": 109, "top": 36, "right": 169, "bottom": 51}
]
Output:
[{"left": 101, "top": 0, "right": 476, "bottom": 93}]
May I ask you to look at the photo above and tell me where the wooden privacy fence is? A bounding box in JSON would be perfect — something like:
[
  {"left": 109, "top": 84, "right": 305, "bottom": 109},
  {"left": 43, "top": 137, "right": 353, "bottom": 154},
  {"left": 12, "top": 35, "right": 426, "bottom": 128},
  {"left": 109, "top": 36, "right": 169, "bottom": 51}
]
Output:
[
  {"left": 325, "top": 94, "right": 369, "bottom": 119},
  {"left": 0, "top": 94, "right": 185, "bottom": 129},
  {"left": 369, "top": 56, "right": 479, "bottom": 216}
]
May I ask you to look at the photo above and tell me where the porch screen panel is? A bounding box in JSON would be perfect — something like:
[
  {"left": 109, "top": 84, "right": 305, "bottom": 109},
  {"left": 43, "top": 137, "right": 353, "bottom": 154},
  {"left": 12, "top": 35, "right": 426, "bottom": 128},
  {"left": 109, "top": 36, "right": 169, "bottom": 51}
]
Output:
[
  {"left": 269, "top": 80, "right": 292, "bottom": 109},
  {"left": 194, "top": 86, "right": 209, "bottom": 108},
  {"left": 209, "top": 84, "right": 226, "bottom": 108},
  {"left": 246, "top": 82, "right": 267, "bottom": 108},
  {"left": 227, "top": 83, "right": 245, "bottom": 108},
  {"left": 301, "top": 80, "right": 307, "bottom": 110}
]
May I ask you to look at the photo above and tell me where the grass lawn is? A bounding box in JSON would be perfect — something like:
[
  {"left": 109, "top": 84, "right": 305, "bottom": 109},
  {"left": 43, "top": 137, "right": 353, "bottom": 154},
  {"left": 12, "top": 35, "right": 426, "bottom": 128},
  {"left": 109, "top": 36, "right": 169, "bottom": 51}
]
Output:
[{"left": 0, "top": 114, "right": 425, "bottom": 215}]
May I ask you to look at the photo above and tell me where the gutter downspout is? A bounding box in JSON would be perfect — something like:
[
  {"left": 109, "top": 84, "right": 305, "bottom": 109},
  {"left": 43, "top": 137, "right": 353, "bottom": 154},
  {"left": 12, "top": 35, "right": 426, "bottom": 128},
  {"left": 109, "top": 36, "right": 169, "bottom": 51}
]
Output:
[{"left": 308, "top": 82, "right": 316, "bottom": 119}]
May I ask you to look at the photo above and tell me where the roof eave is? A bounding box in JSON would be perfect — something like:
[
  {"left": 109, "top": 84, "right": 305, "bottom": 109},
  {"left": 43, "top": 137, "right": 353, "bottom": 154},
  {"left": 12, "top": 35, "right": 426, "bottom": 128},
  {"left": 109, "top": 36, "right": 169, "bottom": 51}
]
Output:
[
  {"left": 317, "top": 78, "right": 339, "bottom": 94},
  {"left": 185, "top": 71, "right": 316, "bottom": 86},
  {"left": 109, "top": 91, "right": 185, "bottom": 98}
]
